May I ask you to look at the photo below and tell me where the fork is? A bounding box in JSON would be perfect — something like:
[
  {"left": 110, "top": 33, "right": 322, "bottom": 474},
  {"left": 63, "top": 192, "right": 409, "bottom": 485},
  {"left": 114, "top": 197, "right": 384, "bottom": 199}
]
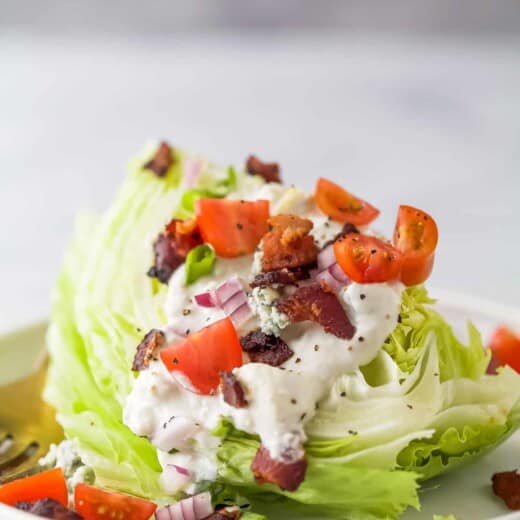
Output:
[{"left": 0, "top": 359, "right": 64, "bottom": 484}]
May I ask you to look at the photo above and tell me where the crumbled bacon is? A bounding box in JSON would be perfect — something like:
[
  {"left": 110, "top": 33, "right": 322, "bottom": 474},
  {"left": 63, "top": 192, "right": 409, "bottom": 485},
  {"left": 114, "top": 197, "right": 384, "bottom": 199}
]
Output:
[
  {"left": 322, "top": 222, "right": 360, "bottom": 249},
  {"left": 246, "top": 155, "right": 281, "bottom": 183},
  {"left": 220, "top": 371, "right": 248, "bottom": 408},
  {"left": 277, "top": 283, "right": 355, "bottom": 339},
  {"left": 492, "top": 470, "right": 520, "bottom": 510},
  {"left": 203, "top": 511, "right": 241, "bottom": 520},
  {"left": 251, "top": 446, "right": 307, "bottom": 491},
  {"left": 147, "top": 218, "right": 203, "bottom": 284},
  {"left": 240, "top": 329, "right": 293, "bottom": 366},
  {"left": 261, "top": 214, "right": 318, "bottom": 272},
  {"left": 250, "top": 265, "right": 314, "bottom": 288},
  {"left": 132, "top": 329, "right": 165, "bottom": 371},
  {"left": 143, "top": 141, "right": 175, "bottom": 177},
  {"left": 15, "top": 498, "right": 83, "bottom": 519}
]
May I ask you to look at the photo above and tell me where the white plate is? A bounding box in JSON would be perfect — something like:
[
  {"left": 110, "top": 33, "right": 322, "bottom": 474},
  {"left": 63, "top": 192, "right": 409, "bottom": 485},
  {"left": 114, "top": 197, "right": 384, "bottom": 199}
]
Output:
[{"left": 1, "top": 289, "right": 519, "bottom": 519}]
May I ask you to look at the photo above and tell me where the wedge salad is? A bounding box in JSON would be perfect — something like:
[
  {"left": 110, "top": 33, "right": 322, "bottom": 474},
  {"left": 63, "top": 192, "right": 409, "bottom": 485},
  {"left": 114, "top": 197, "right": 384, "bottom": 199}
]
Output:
[{"left": 3, "top": 142, "right": 520, "bottom": 520}]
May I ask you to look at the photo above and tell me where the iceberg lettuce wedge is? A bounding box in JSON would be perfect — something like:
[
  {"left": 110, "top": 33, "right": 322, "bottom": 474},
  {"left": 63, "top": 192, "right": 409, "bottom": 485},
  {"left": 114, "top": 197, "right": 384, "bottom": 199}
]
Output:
[{"left": 44, "top": 145, "right": 520, "bottom": 519}]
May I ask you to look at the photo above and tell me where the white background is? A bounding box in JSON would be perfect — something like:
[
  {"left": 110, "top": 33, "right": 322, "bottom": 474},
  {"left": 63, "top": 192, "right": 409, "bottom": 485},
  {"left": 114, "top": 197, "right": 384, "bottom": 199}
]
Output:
[{"left": 1, "top": 28, "right": 519, "bottom": 333}]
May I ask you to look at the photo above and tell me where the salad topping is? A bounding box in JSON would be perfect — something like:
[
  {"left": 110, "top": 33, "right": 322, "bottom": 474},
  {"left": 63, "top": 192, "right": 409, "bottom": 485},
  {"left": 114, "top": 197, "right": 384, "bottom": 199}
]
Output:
[
  {"left": 245, "top": 155, "right": 281, "bottom": 184},
  {"left": 132, "top": 329, "right": 165, "bottom": 371},
  {"left": 143, "top": 141, "right": 175, "bottom": 178}
]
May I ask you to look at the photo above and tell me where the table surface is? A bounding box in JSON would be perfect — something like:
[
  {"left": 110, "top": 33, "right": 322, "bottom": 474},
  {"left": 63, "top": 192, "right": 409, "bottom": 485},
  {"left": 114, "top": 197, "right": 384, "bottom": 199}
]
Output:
[{"left": 1, "top": 33, "right": 519, "bottom": 334}]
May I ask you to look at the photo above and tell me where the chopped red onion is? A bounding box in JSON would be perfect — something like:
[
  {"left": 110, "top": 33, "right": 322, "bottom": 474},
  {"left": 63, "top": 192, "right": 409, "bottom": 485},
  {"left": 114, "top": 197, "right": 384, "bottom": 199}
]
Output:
[
  {"left": 229, "top": 301, "right": 253, "bottom": 327},
  {"left": 214, "top": 276, "right": 243, "bottom": 305},
  {"left": 172, "top": 464, "right": 190, "bottom": 476},
  {"left": 155, "top": 492, "right": 214, "bottom": 520},
  {"left": 152, "top": 417, "right": 199, "bottom": 451},
  {"left": 221, "top": 290, "right": 248, "bottom": 315},
  {"left": 181, "top": 500, "right": 196, "bottom": 520},
  {"left": 315, "top": 260, "right": 351, "bottom": 294},
  {"left": 183, "top": 158, "right": 203, "bottom": 188},
  {"left": 155, "top": 506, "right": 172, "bottom": 520},
  {"left": 329, "top": 262, "right": 350, "bottom": 284},
  {"left": 193, "top": 292, "right": 216, "bottom": 308},
  {"left": 317, "top": 245, "right": 336, "bottom": 272},
  {"left": 192, "top": 492, "right": 213, "bottom": 518}
]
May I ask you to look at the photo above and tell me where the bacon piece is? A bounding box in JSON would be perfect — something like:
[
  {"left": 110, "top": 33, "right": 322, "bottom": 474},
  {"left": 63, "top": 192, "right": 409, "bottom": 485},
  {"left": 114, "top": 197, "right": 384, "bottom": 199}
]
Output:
[
  {"left": 246, "top": 155, "right": 281, "bottom": 183},
  {"left": 220, "top": 371, "right": 248, "bottom": 408},
  {"left": 15, "top": 498, "right": 83, "bottom": 519},
  {"left": 492, "top": 470, "right": 520, "bottom": 510},
  {"left": 132, "top": 329, "right": 165, "bottom": 371},
  {"left": 250, "top": 265, "right": 314, "bottom": 288},
  {"left": 147, "top": 218, "right": 203, "bottom": 284},
  {"left": 261, "top": 214, "right": 318, "bottom": 272},
  {"left": 251, "top": 446, "right": 307, "bottom": 491},
  {"left": 143, "top": 141, "right": 175, "bottom": 177},
  {"left": 203, "top": 509, "right": 241, "bottom": 520},
  {"left": 240, "top": 329, "right": 293, "bottom": 366},
  {"left": 321, "top": 222, "right": 360, "bottom": 249},
  {"left": 277, "top": 283, "right": 355, "bottom": 339}
]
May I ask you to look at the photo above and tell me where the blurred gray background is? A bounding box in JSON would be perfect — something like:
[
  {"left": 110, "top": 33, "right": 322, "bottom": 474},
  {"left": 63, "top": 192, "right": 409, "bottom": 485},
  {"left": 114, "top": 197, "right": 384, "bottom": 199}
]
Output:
[{"left": 1, "top": 1, "right": 520, "bottom": 332}]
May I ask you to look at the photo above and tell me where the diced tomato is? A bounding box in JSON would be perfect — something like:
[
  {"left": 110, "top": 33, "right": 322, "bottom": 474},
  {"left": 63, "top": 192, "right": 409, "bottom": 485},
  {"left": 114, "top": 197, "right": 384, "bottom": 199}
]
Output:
[
  {"left": 195, "top": 199, "right": 270, "bottom": 257},
  {"left": 160, "top": 317, "right": 243, "bottom": 394},
  {"left": 334, "top": 234, "right": 403, "bottom": 283},
  {"left": 392, "top": 205, "right": 438, "bottom": 286},
  {"left": 74, "top": 484, "right": 157, "bottom": 520},
  {"left": 314, "top": 178, "right": 380, "bottom": 226},
  {"left": 0, "top": 468, "right": 67, "bottom": 507},
  {"left": 489, "top": 326, "right": 520, "bottom": 373}
]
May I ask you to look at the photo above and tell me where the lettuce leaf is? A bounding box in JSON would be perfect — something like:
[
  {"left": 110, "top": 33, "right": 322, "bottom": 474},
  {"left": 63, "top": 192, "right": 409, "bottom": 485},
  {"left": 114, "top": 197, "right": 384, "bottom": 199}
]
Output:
[
  {"left": 216, "top": 430, "right": 420, "bottom": 519},
  {"left": 383, "top": 286, "right": 490, "bottom": 381}
]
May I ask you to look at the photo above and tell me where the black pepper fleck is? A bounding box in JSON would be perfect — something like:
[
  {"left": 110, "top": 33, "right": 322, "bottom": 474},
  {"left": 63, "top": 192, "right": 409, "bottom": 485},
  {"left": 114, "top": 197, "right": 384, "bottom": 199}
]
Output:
[
  {"left": 185, "top": 329, "right": 191, "bottom": 335},
  {"left": 398, "top": 314, "right": 402, "bottom": 323},
  {"left": 434, "top": 372, "right": 439, "bottom": 377},
  {"left": 348, "top": 430, "right": 358, "bottom": 435},
  {"left": 340, "top": 391, "right": 346, "bottom": 397},
  {"left": 358, "top": 336, "right": 364, "bottom": 342},
  {"left": 295, "top": 357, "right": 301, "bottom": 363},
  {"left": 173, "top": 357, "right": 179, "bottom": 364},
  {"left": 360, "top": 294, "right": 366, "bottom": 300},
  {"left": 300, "top": 413, "right": 307, "bottom": 421},
  {"left": 182, "top": 309, "right": 191, "bottom": 316},
  {"left": 370, "top": 249, "right": 377, "bottom": 254},
  {"left": 236, "top": 223, "right": 243, "bottom": 230},
  {"left": 407, "top": 404, "right": 413, "bottom": 409},
  {"left": 314, "top": 344, "right": 320, "bottom": 351},
  {"left": 291, "top": 398, "right": 297, "bottom": 405}
]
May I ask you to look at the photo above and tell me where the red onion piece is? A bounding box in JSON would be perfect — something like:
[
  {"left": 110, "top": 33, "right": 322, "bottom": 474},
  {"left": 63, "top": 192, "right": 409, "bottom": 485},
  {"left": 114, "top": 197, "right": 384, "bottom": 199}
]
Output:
[
  {"left": 155, "top": 506, "right": 172, "bottom": 520},
  {"left": 192, "top": 492, "right": 213, "bottom": 518},
  {"left": 221, "top": 290, "right": 248, "bottom": 315},
  {"left": 157, "top": 492, "right": 214, "bottom": 520},
  {"left": 214, "top": 276, "right": 243, "bottom": 305},
  {"left": 183, "top": 158, "right": 203, "bottom": 188},
  {"left": 316, "top": 269, "right": 344, "bottom": 294},
  {"left": 181, "top": 499, "right": 196, "bottom": 520},
  {"left": 317, "top": 245, "right": 336, "bottom": 272},
  {"left": 172, "top": 464, "right": 190, "bottom": 476},
  {"left": 329, "top": 262, "right": 350, "bottom": 284},
  {"left": 230, "top": 302, "right": 253, "bottom": 327},
  {"left": 152, "top": 417, "right": 199, "bottom": 451},
  {"left": 169, "top": 505, "right": 185, "bottom": 520},
  {"left": 193, "top": 291, "right": 216, "bottom": 308}
]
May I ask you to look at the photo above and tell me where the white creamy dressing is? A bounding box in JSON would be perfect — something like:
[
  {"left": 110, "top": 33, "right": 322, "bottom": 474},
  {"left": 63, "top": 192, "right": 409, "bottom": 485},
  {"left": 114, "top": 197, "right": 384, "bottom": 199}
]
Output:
[{"left": 123, "top": 180, "right": 403, "bottom": 493}]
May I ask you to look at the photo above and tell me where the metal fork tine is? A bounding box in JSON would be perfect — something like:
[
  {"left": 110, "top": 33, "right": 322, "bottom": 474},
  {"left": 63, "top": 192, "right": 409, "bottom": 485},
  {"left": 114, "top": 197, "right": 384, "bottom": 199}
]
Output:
[
  {"left": 0, "top": 439, "right": 39, "bottom": 471},
  {"left": 0, "top": 433, "right": 13, "bottom": 455}
]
